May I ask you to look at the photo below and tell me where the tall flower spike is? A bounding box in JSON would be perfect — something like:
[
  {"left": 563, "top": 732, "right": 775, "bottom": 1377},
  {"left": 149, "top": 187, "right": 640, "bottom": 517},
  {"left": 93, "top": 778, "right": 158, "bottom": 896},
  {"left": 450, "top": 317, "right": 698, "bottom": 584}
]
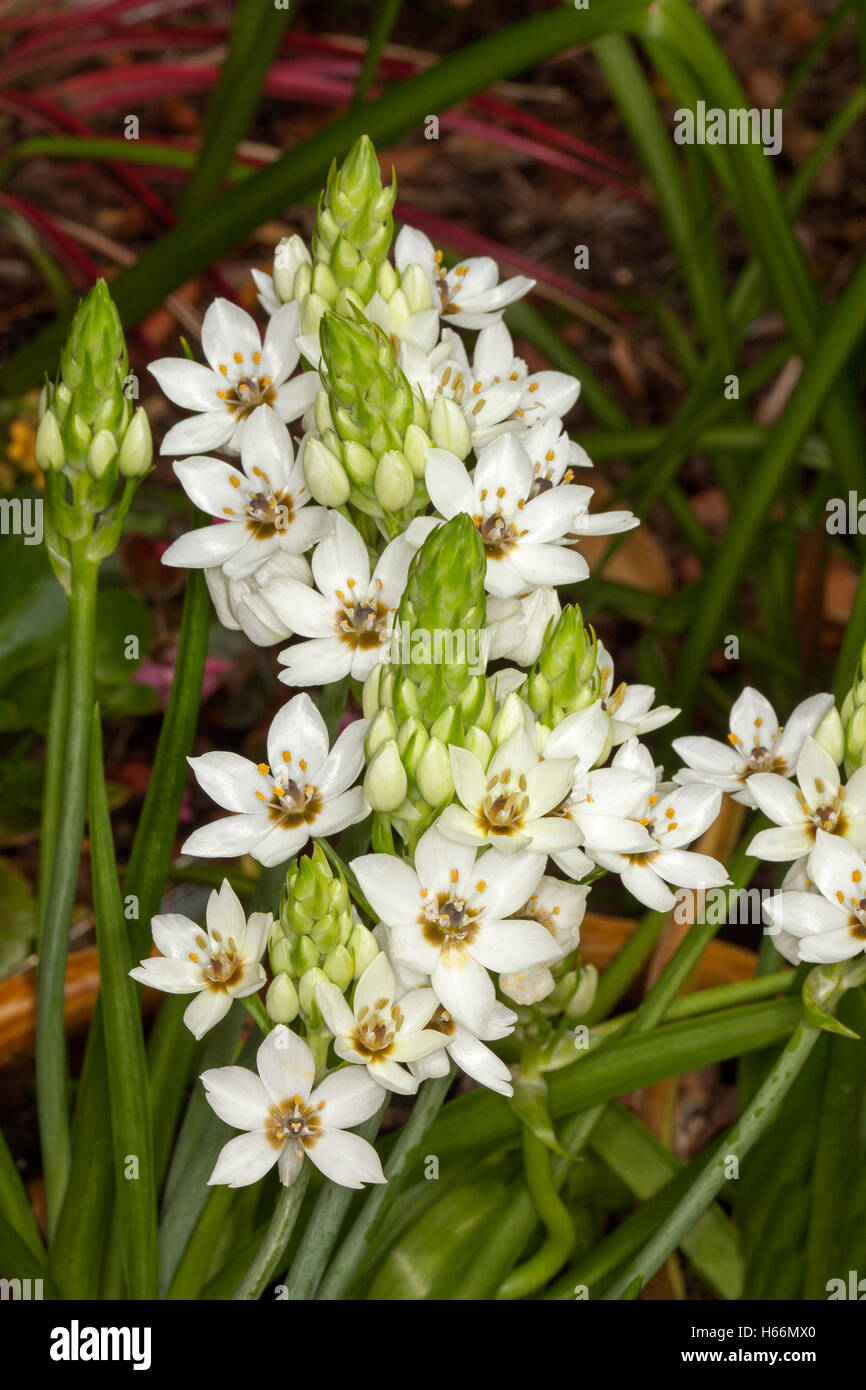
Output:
[
  {"left": 361, "top": 514, "right": 494, "bottom": 846},
  {"left": 36, "top": 279, "right": 152, "bottom": 586}
]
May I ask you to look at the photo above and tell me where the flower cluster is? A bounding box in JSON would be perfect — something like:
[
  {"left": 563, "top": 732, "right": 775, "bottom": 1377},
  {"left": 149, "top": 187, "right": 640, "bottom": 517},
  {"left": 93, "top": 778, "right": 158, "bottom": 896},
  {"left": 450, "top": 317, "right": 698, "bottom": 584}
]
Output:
[{"left": 136, "top": 134, "right": 740, "bottom": 1195}]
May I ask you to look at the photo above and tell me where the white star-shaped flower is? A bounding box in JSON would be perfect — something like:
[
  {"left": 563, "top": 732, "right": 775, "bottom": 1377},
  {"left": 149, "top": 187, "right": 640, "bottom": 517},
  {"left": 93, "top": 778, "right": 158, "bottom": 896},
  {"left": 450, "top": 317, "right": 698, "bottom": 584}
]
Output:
[
  {"left": 352, "top": 826, "right": 552, "bottom": 1034},
  {"left": 270, "top": 513, "right": 413, "bottom": 686},
  {"left": 439, "top": 714, "right": 580, "bottom": 856},
  {"left": 673, "top": 687, "right": 834, "bottom": 808},
  {"left": 590, "top": 740, "right": 729, "bottom": 912},
  {"left": 424, "top": 434, "right": 591, "bottom": 598},
  {"left": 762, "top": 830, "right": 866, "bottom": 963},
  {"left": 149, "top": 299, "right": 319, "bottom": 455},
  {"left": 396, "top": 226, "right": 534, "bottom": 329},
  {"left": 183, "top": 693, "right": 368, "bottom": 867},
  {"left": 129, "top": 880, "right": 271, "bottom": 1039},
  {"left": 316, "top": 950, "right": 449, "bottom": 1095},
  {"left": 595, "top": 640, "right": 678, "bottom": 745},
  {"left": 203, "top": 1025, "right": 386, "bottom": 1189},
  {"left": 160, "top": 406, "right": 331, "bottom": 579},
  {"left": 747, "top": 736, "right": 866, "bottom": 862}
]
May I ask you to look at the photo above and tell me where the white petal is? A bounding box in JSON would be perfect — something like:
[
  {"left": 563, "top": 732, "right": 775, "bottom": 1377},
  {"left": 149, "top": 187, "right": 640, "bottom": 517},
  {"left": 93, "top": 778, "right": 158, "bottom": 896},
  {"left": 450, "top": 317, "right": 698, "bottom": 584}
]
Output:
[
  {"left": 311, "top": 1067, "right": 386, "bottom": 1129},
  {"left": 351, "top": 854, "right": 422, "bottom": 927},
  {"left": 305, "top": 1128, "right": 386, "bottom": 1188},
  {"left": 432, "top": 945, "right": 494, "bottom": 1034},
  {"left": 208, "top": 1130, "right": 278, "bottom": 1187},
  {"left": 183, "top": 988, "right": 232, "bottom": 1038},
  {"left": 201, "top": 1064, "right": 270, "bottom": 1129},
  {"left": 201, "top": 298, "right": 260, "bottom": 373},
  {"left": 187, "top": 751, "right": 266, "bottom": 813},
  {"left": 256, "top": 1025, "right": 315, "bottom": 1105},
  {"left": 267, "top": 692, "right": 329, "bottom": 781}
]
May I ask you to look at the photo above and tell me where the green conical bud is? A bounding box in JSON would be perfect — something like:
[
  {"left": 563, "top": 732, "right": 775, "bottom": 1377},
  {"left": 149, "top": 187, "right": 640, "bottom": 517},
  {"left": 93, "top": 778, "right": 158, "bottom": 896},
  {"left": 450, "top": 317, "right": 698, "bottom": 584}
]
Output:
[
  {"left": 312, "top": 135, "right": 396, "bottom": 303},
  {"left": 319, "top": 310, "right": 415, "bottom": 449},
  {"left": 117, "top": 406, "right": 153, "bottom": 478},
  {"left": 34, "top": 410, "right": 65, "bottom": 472},
  {"left": 522, "top": 604, "right": 600, "bottom": 727},
  {"left": 266, "top": 972, "right": 300, "bottom": 1025}
]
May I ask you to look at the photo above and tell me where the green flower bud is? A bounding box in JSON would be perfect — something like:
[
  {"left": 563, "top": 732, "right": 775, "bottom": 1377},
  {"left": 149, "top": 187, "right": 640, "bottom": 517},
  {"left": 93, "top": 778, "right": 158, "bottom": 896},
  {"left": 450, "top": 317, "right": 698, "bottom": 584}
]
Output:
[
  {"left": 366, "top": 707, "right": 399, "bottom": 758},
  {"left": 814, "top": 706, "right": 844, "bottom": 767},
  {"left": 87, "top": 428, "right": 118, "bottom": 479},
  {"left": 273, "top": 234, "right": 312, "bottom": 303},
  {"left": 62, "top": 411, "right": 92, "bottom": 470},
  {"left": 314, "top": 389, "right": 334, "bottom": 437},
  {"left": 34, "top": 409, "right": 65, "bottom": 472},
  {"left": 364, "top": 738, "right": 408, "bottom": 812},
  {"left": 350, "top": 921, "right": 379, "bottom": 978},
  {"left": 302, "top": 435, "right": 350, "bottom": 506},
  {"left": 374, "top": 449, "right": 414, "bottom": 510},
  {"left": 842, "top": 648, "right": 866, "bottom": 776},
  {"left": 311, "top": 260, "right": 340, "bottom": 306},
  {"left": 117, "top": 406, "right": 152, "bottom": 477},
  {"left": 524, "top": 604, "right": 599, "bottom": 726},
  {"left": 401, "top": 261, "right": 434, "bottom": 313},
  {"left": 431, "top": 396, "right": 471, "bottom": 460},
  {"left": 416, "top": 736, "right": 453, "bottom": 806},
  {"left": 490, "top": 691, "right": 525, "bottom": 748},
  {"left": 464, "top": 725, "right": 492, "bottom": 766},
  {"left": 266, "top": 972, "right": 300, "bottom": 1024},
  {"left": 397, "top": 715, "right": 429, "bottom": 776},
  {"left": 323, "top": 944, "right": 353, "bottom": 990},
  {"left": 342, "top": 440, "right": 377, "bottom": 487},
  {"left": 403, "top": 423, "right": 431, "bottom": 479},
  {"left": 291, "top": 933, "right": 321, "bottom": 975},
  {"left": 298, "top": 966, "right": 329, "bottom": 1026},
  {"left": 376, "top": 259, "right": 399, "bottom": 301}
]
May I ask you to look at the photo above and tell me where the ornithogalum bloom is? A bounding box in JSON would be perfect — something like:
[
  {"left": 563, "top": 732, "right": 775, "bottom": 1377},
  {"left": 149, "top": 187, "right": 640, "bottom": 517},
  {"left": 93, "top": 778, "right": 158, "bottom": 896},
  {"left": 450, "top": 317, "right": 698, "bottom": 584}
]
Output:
[
  {"left": 129, "top": 880, "right": 271, "bottom": 1039},
  {"left": 203, "top": 1025, "right": 386, "bottom": 1188},
  {"left": 409, "top": 999, "right": 517, "bottom": 1097},
  {"left": 183, "top": 693, "right": 368, "bottom": 867},
  {"left": 271, "top": 514, "right": 413, "bottom": 685},
  {"left": 161, "top": 407, "right": 331, "bottom": 579},
  {"left": 439, "top": 719, "right": 579, "bottom": 855},
  {"left": 424, "top": 435, "right": 591, "bottom": 598},
  {"left": 149, "top": 299, "right": 318, "bottom": 455},
  {"left": 396, "top": 227, "right": 534, "bottom": 329},
  {"left": 762, "top": 830, "right": 866, "bottom": 963},
  {"left": 590, "top": 740, "right": 729, "bottom": 912},
  {"left": 673, "top": 686, "right": 834, "bottom": 807},
  {"left": 747, "top": 736, "right": 866, "bottom": 861},
  {"left": 316, "top": 950, "right": 448, "bottom": 1094},
  {"left": 352, "top": 826, "right": 552, "bottom": 1033}
]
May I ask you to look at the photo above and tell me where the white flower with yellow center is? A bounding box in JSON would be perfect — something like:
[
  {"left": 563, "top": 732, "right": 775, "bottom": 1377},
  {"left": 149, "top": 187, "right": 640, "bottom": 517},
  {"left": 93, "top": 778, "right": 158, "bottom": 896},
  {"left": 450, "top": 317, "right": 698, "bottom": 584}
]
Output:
[
  {"left": 499, "top": 876, "right": 589, "bottom": 1006},
  {"left": 424, "top": 434, "right": 591, "bottom": 598},
  {"left": 316, "top": 951, "right": 449, "bottom": 1095},
  {"left": 352, "top": 827, "right": 552, "bottom": 1034},
  {"left": 203, "top": 1025, "right": 386, "bottom": 1189},
  {"left": 590, "top": 740, "right": 729, "bottom": 912},
  {"left": 747, "top": 736, "right": 866, "bottom": 862},
  {"left": 269, "top": 513, "right": 413, "bottom": 686},
  {"left": 762, "top": 830, "right": 866, "bottom": 963},
  {"left": 409, "top": 999, "right": 517, "bottom": 1097},
  {"left": 439, "top": 716, "right": 580, "bottom": 856},
  {"left": 129, "top": 880, "right": 271, "bottom": 1039},
  {"left": 396, "top": 226, "right": 534, "bottom": 329},
  {"left": 149, "top": 298, "right": 319, "bottom": 455},
  {"left": 160, "top": 406, "right": 331, "bottom": 579},
  {"left": 673, "top": 686, "right": 834, "bottom": 808},
  {"left": 182, "top": 693, "right": 368, "bottom": 867}
]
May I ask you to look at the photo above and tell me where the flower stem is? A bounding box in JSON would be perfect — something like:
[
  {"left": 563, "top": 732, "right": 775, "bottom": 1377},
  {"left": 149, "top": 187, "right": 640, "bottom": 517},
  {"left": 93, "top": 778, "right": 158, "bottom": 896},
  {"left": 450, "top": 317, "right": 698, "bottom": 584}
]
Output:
[
  {"left": 602, "top": 964, "right": 849, "bottom": 1300},
  {"left": 281, "top": 1101, "right": 387, "bottom": 1299},
  {"left": 245, "top": 992, "right": 273, "bottom": 1036},
  {"left": 36, "top": 539, "right": 99, "bottom": 1237},
  {"left": 316, "top": 1067, "right": 454, "bottom": 1300},
  {"left": 232, "top": 1165, "right": 312, "bottom": 1301},
  {"left": 37, "top": 649, "right": 68, "bottom": 938},
  {"left": 497, "top": 1128, "right": 575, "bottom": 1301}
]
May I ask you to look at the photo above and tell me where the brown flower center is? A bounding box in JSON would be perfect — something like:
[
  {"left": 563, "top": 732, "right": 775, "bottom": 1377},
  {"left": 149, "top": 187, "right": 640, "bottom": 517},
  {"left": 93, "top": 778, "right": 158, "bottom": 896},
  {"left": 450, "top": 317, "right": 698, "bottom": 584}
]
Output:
[
  {"left": 268, "top": 778, "right": 323, "bottom": 829},
  {"left": 265, "top": 1095, "right": 322, "bottom": 1151},
  {"left": 421, "top": 891, "right": 480, "bottom": 948}
]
